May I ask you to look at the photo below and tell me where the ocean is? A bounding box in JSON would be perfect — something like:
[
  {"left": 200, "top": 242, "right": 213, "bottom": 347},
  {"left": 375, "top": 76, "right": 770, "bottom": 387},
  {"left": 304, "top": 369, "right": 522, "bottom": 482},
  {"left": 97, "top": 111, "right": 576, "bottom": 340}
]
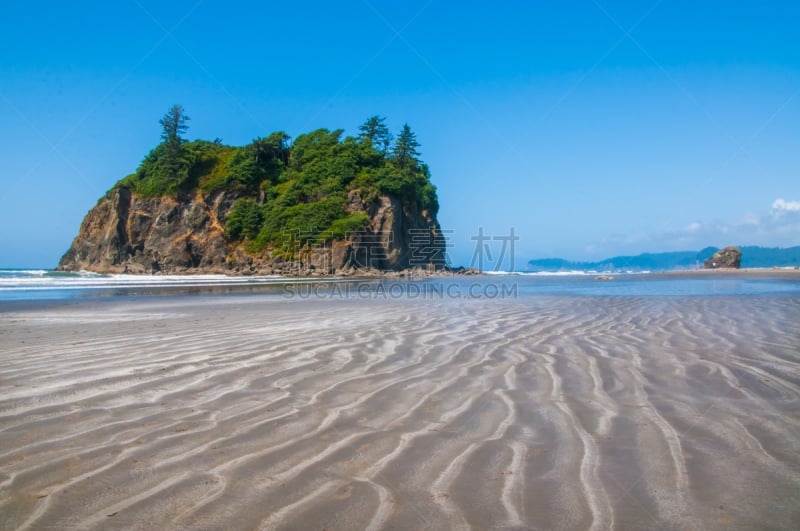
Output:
[
  {"left": 0, "top": 269, "right": 292, "bottom": 301},
  {"left": 2, "top": 268, "right": 800, "bottom": 302}
]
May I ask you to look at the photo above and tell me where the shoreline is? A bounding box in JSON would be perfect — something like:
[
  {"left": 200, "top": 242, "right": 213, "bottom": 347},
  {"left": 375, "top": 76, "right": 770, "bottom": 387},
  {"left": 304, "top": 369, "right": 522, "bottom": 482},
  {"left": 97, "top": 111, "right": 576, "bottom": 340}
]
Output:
[
  {"left": 3, "top": 267, "right": 798, "bottom": 305},
  {"left": 20, "top": 265, "right": 800, "bottom": 278}
]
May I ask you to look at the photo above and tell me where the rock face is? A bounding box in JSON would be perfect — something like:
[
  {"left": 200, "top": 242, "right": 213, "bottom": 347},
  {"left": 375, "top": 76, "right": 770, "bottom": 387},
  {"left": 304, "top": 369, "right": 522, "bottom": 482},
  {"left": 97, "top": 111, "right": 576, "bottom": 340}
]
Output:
[
  {"left": 58, "top": 187, "right": 445, "bottom": 275},
  {"left": 703, "top": 246, "right": 742, "bottom": 269}
]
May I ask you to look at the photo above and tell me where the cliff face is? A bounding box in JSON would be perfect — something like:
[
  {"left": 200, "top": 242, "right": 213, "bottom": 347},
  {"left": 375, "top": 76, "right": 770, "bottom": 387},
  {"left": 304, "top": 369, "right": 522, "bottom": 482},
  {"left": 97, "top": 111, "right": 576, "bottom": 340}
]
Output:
[{"left": 58, "top": 187, "right": 444, "bottom": 275}]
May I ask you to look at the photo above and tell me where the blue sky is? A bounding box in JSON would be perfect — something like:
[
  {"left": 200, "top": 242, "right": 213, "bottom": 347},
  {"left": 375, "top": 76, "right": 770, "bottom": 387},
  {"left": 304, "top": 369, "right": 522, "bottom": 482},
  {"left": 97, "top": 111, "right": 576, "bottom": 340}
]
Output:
[{"left": 1, "top": 0, "right": 799, "bottom": 269}]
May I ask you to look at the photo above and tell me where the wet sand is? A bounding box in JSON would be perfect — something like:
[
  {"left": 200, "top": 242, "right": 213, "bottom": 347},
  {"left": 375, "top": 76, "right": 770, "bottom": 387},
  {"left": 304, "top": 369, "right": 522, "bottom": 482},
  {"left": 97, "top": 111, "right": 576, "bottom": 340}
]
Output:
[
  {"left": 1, "top": 292, "right": 799, "bottom": 529},
  {"left": 657, "top": 267, "right": 800, "bottom": 279}
]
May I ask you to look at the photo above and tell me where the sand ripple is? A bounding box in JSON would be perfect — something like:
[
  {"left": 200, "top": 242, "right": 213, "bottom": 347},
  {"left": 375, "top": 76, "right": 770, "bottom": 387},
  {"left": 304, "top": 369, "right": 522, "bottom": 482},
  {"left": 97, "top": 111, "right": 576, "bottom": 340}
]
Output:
[{"left": 1, "top": 294, "right": 799, "bottom": 529}]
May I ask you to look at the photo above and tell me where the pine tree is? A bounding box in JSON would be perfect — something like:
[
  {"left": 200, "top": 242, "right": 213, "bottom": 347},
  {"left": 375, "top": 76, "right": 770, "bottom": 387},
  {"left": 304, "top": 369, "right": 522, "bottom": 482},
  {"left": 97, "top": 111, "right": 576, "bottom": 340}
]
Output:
[
  {"left": 358, "top": 115, "right": 392, "bottom": 154},
  {"left": 159, "top": 104, "right": 190, "bottom": 145},
  {"left": 158, "top": 104, "right": 190, "bottom": 178},
  {"left": 392, "top": 124, "right": 420, "bottom": 169}
]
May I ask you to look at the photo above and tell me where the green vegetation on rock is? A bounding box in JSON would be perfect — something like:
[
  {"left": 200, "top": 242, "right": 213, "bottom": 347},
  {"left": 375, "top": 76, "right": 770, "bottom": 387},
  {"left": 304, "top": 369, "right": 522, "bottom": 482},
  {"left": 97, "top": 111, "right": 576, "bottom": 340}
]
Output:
[{"left": 112, "top": 108, "right": 439, "bottom": 251}]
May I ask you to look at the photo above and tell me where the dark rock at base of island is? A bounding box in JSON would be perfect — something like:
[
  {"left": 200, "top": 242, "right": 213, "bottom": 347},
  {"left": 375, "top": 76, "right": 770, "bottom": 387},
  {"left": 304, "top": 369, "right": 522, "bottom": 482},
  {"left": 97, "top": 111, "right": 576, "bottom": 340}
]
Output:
[{"left": 703, "top": 246, "right": 742, "bottom": 269}]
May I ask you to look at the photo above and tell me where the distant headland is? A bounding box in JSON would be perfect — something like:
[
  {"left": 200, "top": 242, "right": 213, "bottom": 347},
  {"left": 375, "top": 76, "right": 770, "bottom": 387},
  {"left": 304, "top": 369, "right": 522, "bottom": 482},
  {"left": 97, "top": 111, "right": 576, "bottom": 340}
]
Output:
[
  {"left": 58, "top": 106, "right": 446, "bottom": 275},
  {"left": 528, "top": 245, "right": 800, "bottom": 272}
]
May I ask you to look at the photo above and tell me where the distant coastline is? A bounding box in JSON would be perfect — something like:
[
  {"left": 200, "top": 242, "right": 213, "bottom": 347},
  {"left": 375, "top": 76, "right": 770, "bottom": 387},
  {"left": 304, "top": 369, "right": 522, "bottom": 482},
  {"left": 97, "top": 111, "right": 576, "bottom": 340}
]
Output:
[{"left": 527, "top": 245, "right": 800, "bottom": 273}]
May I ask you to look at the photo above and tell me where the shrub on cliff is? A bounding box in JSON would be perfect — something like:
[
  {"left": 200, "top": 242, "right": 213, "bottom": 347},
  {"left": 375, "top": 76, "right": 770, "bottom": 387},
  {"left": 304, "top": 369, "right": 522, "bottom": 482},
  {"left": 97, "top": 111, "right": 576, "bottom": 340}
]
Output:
[{"left": 225, "top": 198, "right": 263, "bottom": 241}]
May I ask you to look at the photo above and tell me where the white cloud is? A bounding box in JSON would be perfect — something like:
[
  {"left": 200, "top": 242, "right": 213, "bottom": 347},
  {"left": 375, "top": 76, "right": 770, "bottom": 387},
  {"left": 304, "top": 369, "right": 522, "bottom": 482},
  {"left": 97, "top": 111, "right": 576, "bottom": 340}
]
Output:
[
  {"left": 772, "top": 198, "right": 800, "bottom": 212},
  {"left": 742, "top": 213, "right": 760, "bottom": 226},
  {"left": 686, "top": 222, "right": 702, "bottom": 233}
]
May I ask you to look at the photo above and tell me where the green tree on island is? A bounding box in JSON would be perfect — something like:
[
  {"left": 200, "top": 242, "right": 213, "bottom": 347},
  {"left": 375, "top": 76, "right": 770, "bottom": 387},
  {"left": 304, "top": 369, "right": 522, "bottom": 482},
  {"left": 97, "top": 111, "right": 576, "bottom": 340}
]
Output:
[
  {"left": 358, "top": 116, "right": 392, "bottom": 154},
  {"left": 160, "top": 104, "right": 190, "bottom": 144},
  {"left": 159, "top": 104, "right": 190, "bottom": 178},
  {"left": 392, "top": 124, "right": 420, "bottom": 169}
]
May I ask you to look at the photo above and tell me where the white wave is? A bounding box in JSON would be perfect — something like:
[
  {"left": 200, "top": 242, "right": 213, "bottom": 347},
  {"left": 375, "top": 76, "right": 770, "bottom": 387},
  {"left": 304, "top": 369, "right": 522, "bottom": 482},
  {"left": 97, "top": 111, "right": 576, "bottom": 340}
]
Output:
[
  {"left": 0, "top": 271, "right": 303, "bottom": 291},
  {"left": 0, "top": 269, "right": 51, "bottom": 277},
  {"left": 483, "top": 270, "right": 606, "bottom": 276},
  {"left": 77, "top": 270, "right": 106, "bottom": 277},
  {"left": 519, "top": 270, "right": 598, "bottom": 276},
  {"left": 516, "top": 270, "right": 656, "bottom": 276},
  {"left": 483, "top": 270, "right": 595, "bottom": 276}
]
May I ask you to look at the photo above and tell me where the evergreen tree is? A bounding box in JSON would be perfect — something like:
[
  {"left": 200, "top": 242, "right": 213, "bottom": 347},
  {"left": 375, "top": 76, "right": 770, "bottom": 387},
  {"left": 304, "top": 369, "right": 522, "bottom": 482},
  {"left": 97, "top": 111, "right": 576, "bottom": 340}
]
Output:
[
  {"left": 358, "top": 116, "right": 392, "bottom": 154},
  {"left": 392, "top": 124, "right": 420, "bottom": 169},
  {"left": 158, "top": 104, "right": 190, "bottom": 178},
  {"left": 160, "top": 104, "right": 190, "bottom": 145}
]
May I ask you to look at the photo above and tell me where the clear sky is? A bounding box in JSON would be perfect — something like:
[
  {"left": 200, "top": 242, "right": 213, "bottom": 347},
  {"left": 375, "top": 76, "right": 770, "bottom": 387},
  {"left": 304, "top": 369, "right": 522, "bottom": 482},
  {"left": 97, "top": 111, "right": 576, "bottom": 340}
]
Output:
[{"left": 1, "top": 0, "right": 798, "bottom": 269}]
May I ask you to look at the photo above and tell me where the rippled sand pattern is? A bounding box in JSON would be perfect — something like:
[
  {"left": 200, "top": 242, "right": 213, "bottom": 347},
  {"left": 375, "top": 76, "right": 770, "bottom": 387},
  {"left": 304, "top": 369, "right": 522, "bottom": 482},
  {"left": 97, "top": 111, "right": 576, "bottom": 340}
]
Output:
[{"left": 1, "top": 294, "right": 799, "bottom": 530}]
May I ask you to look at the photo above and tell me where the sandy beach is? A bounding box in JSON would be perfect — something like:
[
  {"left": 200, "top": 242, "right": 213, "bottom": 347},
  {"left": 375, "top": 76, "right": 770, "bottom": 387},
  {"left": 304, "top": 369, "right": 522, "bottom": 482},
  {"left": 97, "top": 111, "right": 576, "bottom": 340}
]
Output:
[{"left": 1, "top": 284, "right": 799, "bottom": 529}]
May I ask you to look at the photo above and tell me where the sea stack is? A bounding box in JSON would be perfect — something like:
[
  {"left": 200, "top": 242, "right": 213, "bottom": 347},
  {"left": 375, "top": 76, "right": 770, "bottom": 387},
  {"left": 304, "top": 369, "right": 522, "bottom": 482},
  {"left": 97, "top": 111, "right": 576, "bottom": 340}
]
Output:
[
  {"left": 703, "top": 246, "right": 742, "bottom": 269},
  {"left": 58, "top": 111, "right": 445, "bottom": 275}
]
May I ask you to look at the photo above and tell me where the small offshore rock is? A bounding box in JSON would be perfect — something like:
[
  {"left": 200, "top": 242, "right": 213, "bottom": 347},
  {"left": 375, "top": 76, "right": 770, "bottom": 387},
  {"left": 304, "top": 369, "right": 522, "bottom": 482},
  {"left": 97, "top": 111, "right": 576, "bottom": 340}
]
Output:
[{"left": 703, "top": 246, "right": 742, "bottom": 269}]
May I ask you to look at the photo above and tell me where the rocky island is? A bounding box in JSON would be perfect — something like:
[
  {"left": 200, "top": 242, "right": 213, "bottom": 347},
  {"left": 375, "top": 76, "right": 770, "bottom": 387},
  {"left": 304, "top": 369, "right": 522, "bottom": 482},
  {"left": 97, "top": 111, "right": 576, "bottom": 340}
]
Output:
[
  {"left": 703, "top": 246, "right": 742, "bottom": 269},
  {"left": 59, "top": 106, "right": 445, "bottom": 275}
]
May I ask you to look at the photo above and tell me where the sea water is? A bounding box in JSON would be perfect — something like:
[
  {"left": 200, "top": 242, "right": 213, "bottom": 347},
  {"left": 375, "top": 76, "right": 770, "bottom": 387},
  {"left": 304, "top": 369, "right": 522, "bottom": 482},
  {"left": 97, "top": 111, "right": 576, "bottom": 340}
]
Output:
[
  {"left": 1, "top": 269, "right": 799, "bottom": 302},
  {"left": 0, "top": 269, "right": 288, "bottom": 301}
]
